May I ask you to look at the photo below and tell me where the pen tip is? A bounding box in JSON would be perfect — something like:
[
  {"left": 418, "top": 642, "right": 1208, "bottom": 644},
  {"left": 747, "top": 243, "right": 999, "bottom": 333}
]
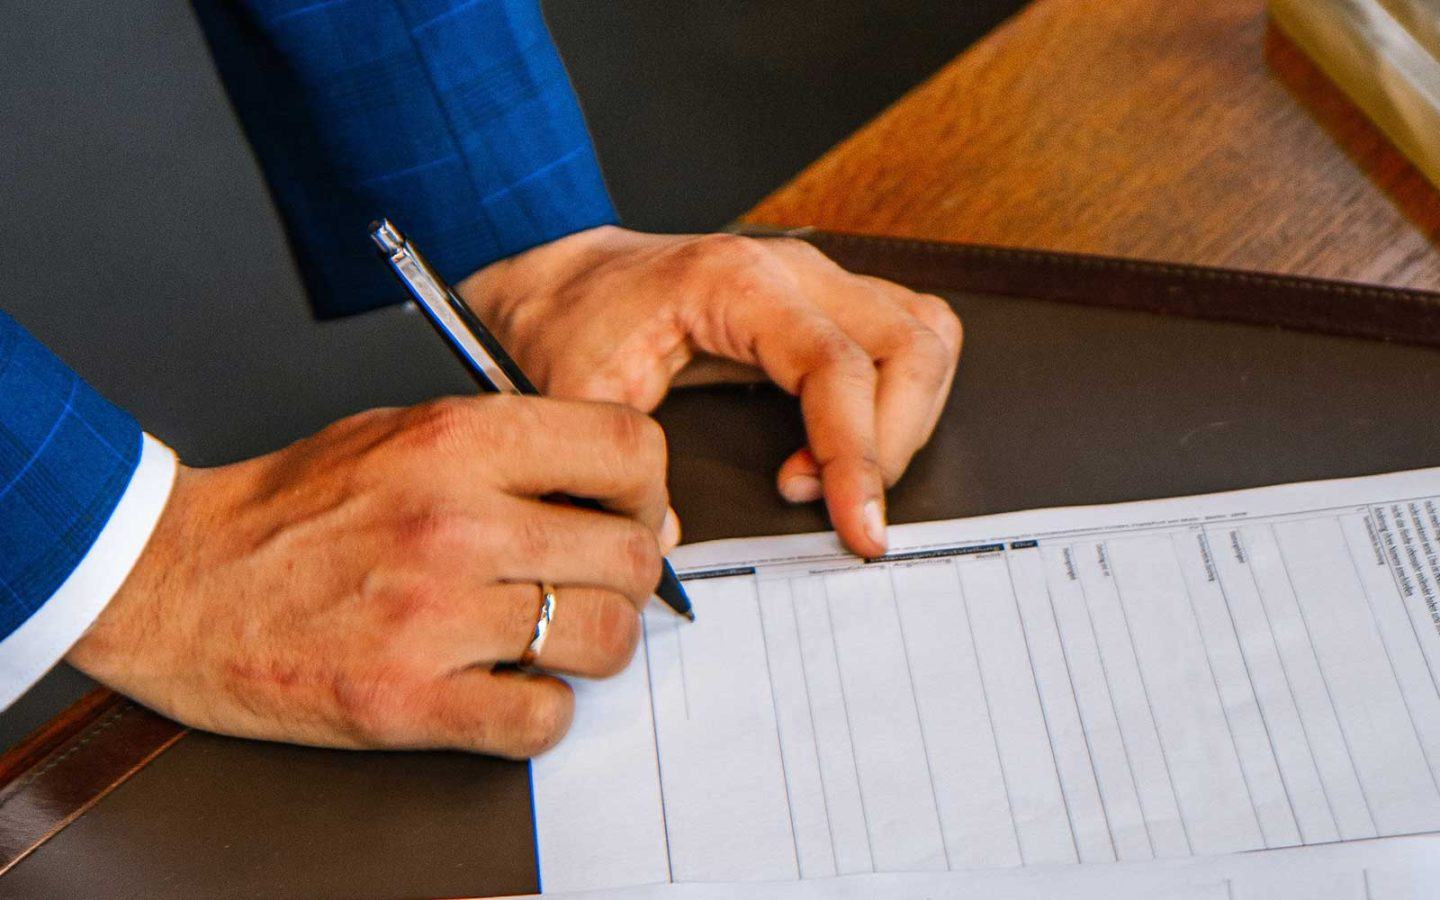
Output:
[{"left": 683, "top": 609, "right": 697, "bottom": 623}]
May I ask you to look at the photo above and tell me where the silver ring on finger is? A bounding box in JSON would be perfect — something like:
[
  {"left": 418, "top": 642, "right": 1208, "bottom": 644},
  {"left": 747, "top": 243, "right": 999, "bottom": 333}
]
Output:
[{"left": 519, "top": 582, "right": 557, "bottom": 668}]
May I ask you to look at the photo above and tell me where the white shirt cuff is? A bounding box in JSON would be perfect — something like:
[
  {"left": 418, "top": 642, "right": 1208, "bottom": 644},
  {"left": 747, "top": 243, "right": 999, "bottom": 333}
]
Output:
[{"left": 0, "top": 433, "right": 178, "bottom": 710}]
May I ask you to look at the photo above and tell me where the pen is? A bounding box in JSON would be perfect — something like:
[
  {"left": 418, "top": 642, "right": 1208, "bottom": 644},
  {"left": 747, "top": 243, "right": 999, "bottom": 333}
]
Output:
[{"left": 369, "top": 219, "right": 695, "bottom": 622}]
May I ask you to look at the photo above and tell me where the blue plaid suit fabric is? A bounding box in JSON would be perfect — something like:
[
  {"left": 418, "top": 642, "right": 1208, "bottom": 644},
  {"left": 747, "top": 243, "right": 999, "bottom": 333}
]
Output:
[
  {"left": 0, "top": 313, "right": 142, "bottom": 641},
  {"left": 1, "top": 1, "right": 614, "bottom": 643},
  {"left": 191, "top": 0, "right": 618, "bottom": 318}
]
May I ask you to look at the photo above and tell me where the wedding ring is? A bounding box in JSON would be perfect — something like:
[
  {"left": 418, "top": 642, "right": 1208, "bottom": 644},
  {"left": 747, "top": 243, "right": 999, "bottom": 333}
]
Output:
[{"left": 519, "top": 582, "right": 557, "bottom": 668}]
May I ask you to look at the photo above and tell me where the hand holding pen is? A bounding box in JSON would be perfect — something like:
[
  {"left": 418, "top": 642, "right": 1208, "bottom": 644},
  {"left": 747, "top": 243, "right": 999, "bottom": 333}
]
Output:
[{"left": 371, "top": 220, "right": 695, "bottom": 628}]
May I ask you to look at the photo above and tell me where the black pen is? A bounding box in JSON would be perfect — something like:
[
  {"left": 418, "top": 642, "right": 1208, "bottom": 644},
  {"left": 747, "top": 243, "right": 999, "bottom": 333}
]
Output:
[{"left": 369, "top": 219, "right": 695, "bottom": 622}]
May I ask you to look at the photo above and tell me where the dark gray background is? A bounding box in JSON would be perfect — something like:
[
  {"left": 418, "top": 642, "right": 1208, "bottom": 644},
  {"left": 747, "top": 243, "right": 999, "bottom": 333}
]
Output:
[{"left": 0, "top": 2, "right": 1022, "bottom": 748}]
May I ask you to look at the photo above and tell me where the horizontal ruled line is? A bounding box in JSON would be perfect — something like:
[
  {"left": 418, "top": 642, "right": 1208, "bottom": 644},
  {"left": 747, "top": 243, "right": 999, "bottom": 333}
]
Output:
[
  {"left": 866, "top": 544, "right": 1007, "bottom": 564},
  {"left": 678, "top": 566, "right": 758, "bottom": 582}
]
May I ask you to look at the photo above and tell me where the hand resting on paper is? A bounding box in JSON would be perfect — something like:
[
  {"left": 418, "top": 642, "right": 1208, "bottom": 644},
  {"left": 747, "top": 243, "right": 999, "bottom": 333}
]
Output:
[{"left": 460, "top": 227, "right": 963, "bottom": 559}]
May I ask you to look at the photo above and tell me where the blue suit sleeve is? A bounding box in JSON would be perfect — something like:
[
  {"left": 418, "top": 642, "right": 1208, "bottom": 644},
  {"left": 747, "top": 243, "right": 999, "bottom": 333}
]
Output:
[
  {"left": 190, "top": 0, "right": 619, "bottom": 319},
  {"left": 0, "top": 312, "right": 142, "bottom": 642}
]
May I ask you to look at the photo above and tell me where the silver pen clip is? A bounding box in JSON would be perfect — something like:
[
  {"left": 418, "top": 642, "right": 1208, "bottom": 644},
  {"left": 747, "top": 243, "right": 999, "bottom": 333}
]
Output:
[{"left": 368, "top": 219, "right": 520, "bottom": 394}]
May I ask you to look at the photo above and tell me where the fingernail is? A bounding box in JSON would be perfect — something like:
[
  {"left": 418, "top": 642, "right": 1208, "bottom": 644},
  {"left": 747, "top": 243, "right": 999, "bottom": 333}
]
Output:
[
  {"left": 661, "top": 507, "right": 682, "bottom": 551},
  {"left": 863, "top": 499, "right": 888, "bottom": 552},
  {"left": 779, "top": 475, "right": 823, "bottom": 504}
]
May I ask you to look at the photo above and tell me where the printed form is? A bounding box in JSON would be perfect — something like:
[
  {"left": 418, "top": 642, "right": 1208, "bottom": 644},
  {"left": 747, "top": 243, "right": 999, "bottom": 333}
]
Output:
[
  {"left": 495, "top": 836, "right": 1440, "bottom": 900},
  {"left": 533, "top": 468, "right": 1440, "bottom": 893}
]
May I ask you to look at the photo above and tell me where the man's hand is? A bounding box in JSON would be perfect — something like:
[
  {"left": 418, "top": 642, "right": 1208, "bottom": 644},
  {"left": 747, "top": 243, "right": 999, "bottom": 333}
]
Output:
[
  {"left": 460, "top": 227, "right": 962, "bottom": 558},
  {"left": 67, "top": 396, "right": 678, "bottom": 758}
]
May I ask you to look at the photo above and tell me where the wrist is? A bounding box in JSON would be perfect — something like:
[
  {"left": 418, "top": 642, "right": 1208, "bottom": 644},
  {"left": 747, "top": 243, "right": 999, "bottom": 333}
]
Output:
[
  {"left": 460, "top": 224, "right": 622, "bottom": 330},
  {"left": 65, "top": 460, "right": 200, "bottom": 689},
  {"left": 0, "top": 435, "right": 179, "bottom": 709}
]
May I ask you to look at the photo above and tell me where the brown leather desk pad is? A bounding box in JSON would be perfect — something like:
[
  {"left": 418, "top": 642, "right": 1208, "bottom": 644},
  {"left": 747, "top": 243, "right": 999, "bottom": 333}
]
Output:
[{"left": 3, "top": 232, "right": 1440, "bottom": 898}]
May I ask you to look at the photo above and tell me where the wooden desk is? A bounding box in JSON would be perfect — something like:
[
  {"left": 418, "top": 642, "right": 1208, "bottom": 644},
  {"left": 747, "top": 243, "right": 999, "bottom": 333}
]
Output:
[{"left": 744, "top": 0, "right": 1440, "bottom": 290}]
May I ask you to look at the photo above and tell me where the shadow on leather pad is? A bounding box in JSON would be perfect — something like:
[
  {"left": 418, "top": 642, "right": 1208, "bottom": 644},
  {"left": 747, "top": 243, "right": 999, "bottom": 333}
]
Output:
[{"left": 7, "top": 291, "right": 1440, "bottom": 899}]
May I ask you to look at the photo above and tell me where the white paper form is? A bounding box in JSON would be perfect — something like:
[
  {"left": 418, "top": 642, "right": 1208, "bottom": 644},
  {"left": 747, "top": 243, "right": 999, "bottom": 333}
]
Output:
[
  {"left": 497, "top": 836, "right": 1440, "bottom": 900},
  {"left": 498, "top": 868, "right": 1229, "bottom": 900},
  {"left": 533, "top": 468, "right": 1440, "bottom": 894}
]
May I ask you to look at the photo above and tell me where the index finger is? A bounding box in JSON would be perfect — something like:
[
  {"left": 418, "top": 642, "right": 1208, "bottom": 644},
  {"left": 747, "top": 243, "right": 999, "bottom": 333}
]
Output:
[
  {"left": 828, "top": 276, "right": 961, "bottom": 484},
  {"left": 406, "top": 396, "right": 671, "bottom": 533},
  {"left": 742, "top": 307, "right": 888, "bottom": 557}
]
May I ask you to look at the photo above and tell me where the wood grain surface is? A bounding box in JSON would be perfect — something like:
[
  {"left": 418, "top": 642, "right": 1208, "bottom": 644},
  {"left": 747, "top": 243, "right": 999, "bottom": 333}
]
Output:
[{"left": 743, "top": 0, "right": 1440, "bottom": 290}]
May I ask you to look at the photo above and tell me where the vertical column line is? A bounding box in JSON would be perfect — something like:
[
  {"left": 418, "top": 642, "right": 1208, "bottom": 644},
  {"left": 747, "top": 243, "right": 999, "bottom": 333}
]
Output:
[
  {"left": 1041, "top": 546, "right": 1119, "bottom": 860},
  {"left": 1074, "top": 549, "right": 1156, "bottom": 858},
  {"left": 754, "top": 576, "right": 802, "bottom": 878},
  {"left": 1001, "top": 548, "right": 1082, "bottom": 863},
  {"left": 788, "top": 578, "right": 840, "bottom": 874},
  {"left": 1170, "top": 531, "right": 1267, "bottom": 846},
  {"left": 1203, "top": 527, "right": 1304, "bottom": 843},
  {"left": 1237, "top": 528, "right": 1341, "bottom": 839},
  {"left": 1104, "top": 540, "right": 1195, "bottom": 855},
  {"left": 954, "top": 559, "right": 1025, "bottom": 863},
  {"left": 1270, "top": 523, "right": 1379, "bottom": 835},
  {"left": 820, "top": 576, "right": 878, "bottom": 872},
  {"left": 886, "top": 565, "right": 953, "bottom": 869},
  {"left": 640, "top": 616, "right": 676, "bottom": 883}
]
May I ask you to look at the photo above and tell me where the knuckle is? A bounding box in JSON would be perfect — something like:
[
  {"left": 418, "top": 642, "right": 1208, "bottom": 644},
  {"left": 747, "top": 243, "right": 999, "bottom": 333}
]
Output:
[
  {"left": 369, "top": 578, "right": 449, "bottom": 633},
  {"left": 330, "top": 671, "right": 416, "bottom": 746},
  {"left": 395, "top": 510, "right": 473, "bottom": 558},
  {"left": 810, "top": 329, "right": 863, "bottom": 367},
  {"left": 774, "top": 236, "right": 825, "bottom": 261},
  {"left": 569, "top": 370, "right": 624, "bottom": 402},
  {"left": 511, "top": 515, "right": 556, "bottom": 564},
  {"left": 836, "top": 364, "right": 878, "bottom": 394},
  {"left": 912, "top": 295, "right": 963, "bottom": 352},
  {"left": 588, "top": 598, "right": 642, "bottom": 676},
  {"left": 484, "top": 392, "right": 540, "bottom": 427},
  {"left": 406, "top": 395, "right": 546, "bottom": 460},
  {"left": 464, "top": 516, "right": 509, "bottom": 565},
  {"left": 722, "top": 267, "right": 771, "bottom": 306},
  {"left": 634, "top": 414, "right": 668, "bottom": 469},
  {"left": 333, "top": 405, "right": 395, "bottom": 438},
  {"left": 691, "top": 231, "right": 764, "bottom": 267},
  {"left": 513, "top": 682, "right": 574, "bottom": 757},
  {"left": 604, "top": 406, "right": 666, "bottom": 464},
  {"left": 880, "top": 455, "right": 909, "bottom": 488},
  {"left": 385, "top": 581, "right": 433, "bottom": 621},
  {"left": 821, "top": 344, "right": 878, "bottom": 391},
  {"left": 603, "top": 405, "right": 644, "bottom": 454},
  {"left": 404, "top": 397, "right": 479, "bottom": 455},
  {"left": 899, "top": 323, "right": 951, "bottom": 375},
  {"left": 622, "top": 527, "right": 663, "bottom": 594}
]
